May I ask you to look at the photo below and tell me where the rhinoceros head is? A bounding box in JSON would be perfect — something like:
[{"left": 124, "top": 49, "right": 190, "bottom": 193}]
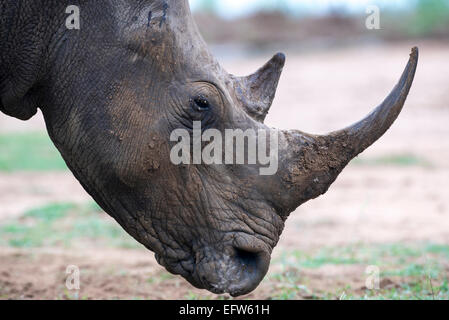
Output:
[{"left": 0, "top": 0, "right": 417, "bottom": 296}]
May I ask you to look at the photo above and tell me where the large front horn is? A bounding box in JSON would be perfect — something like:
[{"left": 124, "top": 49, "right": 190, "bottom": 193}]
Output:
[{"left": 274, "top": 47, "right": 418, "bottom": 215}]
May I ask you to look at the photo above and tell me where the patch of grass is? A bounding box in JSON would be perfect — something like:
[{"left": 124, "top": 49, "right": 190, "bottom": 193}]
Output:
[
  {"left": 158, "top": 273, "right": 176, "bottom": 281},
  {"left": 146, "top": 277, "right": 156, "bottom": 284},
  {"left": 377, "top": 243, "right": 422, "bottom": 258},
  {"left": 274, "top": 245, "right": 362, "bottom": 269},
  {"left": 301, "top": 254, "right": 359, "bottom": 268},
  {"left": 0, "top": 202, "right": 142, "bottom": 249},
  {"left": 424, "top": 244, "right": 449, "bottom": 257},
  {"left": 185, "top": 292, "right": 205, "bottom": 300},
  {"left": 1, "top": 224, "right": 29, "bottom": 234},
  {"left": 366, "top": 277, "right": 449, "bottom": 300},
  {"left": 184, "top": 291, "right": 222, "bottom": 300},
  {"left": 0, "top": 203, "right": 75, "bottom": 246},
  {"left": 271, "top": 289, "right": 298, "bottom": 300},
  {"left": 382, "top": 262, "right": 441, "bottom": 278},
  {"left": 408, "top": 0, "right": 449, "bottom": 37},
  {"left": 5, "top": 224, "right": 50, "bottom": 248},
  {"left": 24, "top": 203, "right": 75, "bottom": 222},
  {"left": 184, "top": 292, "right": 228, "bottom": 300},
  {"left": 268, "top": 270, "right": 313, "bottom": 300},
  {"left": 69, "top": 217, "right": 125, "bottom": 242},
  {"left": 269, "top": 242, "right": 449, "bottom": 300},
  {"left": 3, "top": 202, "right": 449, "bottom": 300},
  {"left": 0, "top": 132, "right": 67, "bottom": 171},
  {"left": 352, "top": 154, "right": 431, "bottom": 168}
]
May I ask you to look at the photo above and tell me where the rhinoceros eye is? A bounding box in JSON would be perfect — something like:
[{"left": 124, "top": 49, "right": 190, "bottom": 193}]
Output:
[{"left": 192, "top": 95, "right": 210, "bottom": 111}]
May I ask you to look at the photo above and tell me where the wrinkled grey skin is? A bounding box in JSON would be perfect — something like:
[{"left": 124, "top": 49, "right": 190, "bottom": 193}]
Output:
[{"left": 0, "top": 0, "right": 418, "bottom": 296}]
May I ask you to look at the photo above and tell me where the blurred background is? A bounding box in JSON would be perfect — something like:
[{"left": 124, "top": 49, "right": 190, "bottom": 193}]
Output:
[{"left": 0, "top": 0, "right": 448, "bottom": 299}]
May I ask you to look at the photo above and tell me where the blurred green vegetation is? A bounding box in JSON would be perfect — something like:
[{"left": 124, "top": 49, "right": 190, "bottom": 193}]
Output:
[
  {"left": 24, "top": 203, "right": 76, "bottom": 222},
  {"left": 0, "top": 132, "right": 67, "bottom": 171},
  {"left": 195, "top": 0, "right": 218, "bottom": 12},
  {"left": 352, "top": 154, "right": 432, "bottom": 168},
  {"left": 408, "top": 0, "right": 449, "bottom": 36},
  {"left": 194, "top": 0, "right": 449, "bottom": 39},
  {"left": 0, "top": 202, "right": 142, "bottom": 249},
  {"left": 272, "top": 243, "right": 449, "bottom": 271},
  {"left": 1, "top": 201, "right": 448, "bottom": 300},
  {"left": 180, "top": 242, "right": 449, "bottom": 300},
  {"left": 267, "top": 242, "right": 449, "bottom": 300}
]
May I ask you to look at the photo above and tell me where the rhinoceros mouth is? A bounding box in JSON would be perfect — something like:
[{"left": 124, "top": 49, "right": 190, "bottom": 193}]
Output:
[{"left": 185, "top": 237, "right": 271, "bottom": 297}]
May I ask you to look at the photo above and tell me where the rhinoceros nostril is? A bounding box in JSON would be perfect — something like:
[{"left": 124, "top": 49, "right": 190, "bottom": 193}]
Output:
[{"left": 234, "top": 247, "right": 260, "bottom": 270}]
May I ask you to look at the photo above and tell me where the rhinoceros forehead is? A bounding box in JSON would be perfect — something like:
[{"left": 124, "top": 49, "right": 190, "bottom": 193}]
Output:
[{"left": 111, "top": 1, "right": 225, "bottom": 84}]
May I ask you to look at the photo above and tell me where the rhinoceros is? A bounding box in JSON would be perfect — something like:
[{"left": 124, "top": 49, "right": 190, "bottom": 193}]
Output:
[{"left": 0, "top": 0, "right": 418, "bottom": 296}]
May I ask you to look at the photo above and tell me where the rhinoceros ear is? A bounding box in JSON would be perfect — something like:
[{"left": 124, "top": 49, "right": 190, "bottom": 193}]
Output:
[{"left": 232, "top": 53, "right": 285, "bottom": 122}]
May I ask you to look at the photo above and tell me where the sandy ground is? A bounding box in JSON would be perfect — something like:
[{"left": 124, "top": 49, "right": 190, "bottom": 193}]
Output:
[{"left": 0, "top": 41, "right": 448, "bottom": 299}]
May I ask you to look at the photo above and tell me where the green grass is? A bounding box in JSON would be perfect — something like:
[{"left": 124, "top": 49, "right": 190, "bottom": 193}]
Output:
[
  {"left": 185, "top": 292, "right": 212, "bottom": 300},
  {"left": 424, "top": 244, "right": 449, "bottom": 257},
  {"left": 352, "top": 154, "right": 431, "bottom": 168},
  {"left": 0, "top": 202, "right": 142, "bottom": 249},
  {"left": 269, "top": 242, "right": 449, "bottom": 300},
  {"left": 0, "top": 132, "right": 67, "bottom": 171},
  {"left": 379, "top": 0, "right": 449, "bottom": 39},
  {"left": 407, "top": 0, "right": 449, "bottom": 37},
  {"left": 24, "top": 203, "right": 75, "bottom": 222},
  {"left": 274, "top": 247, "right": 360, "bottom": 269},
  {"left": 2, "top": 202, "right": 449, "bottom": 300},
  {"left": 381, "top": 262, "right": 441, "bottom": 278}
]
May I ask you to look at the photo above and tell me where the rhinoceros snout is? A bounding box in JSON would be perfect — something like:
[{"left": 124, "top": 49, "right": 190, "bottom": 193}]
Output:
[{"left": 192, "top": 242, "right": 270, "bottom": 297}]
